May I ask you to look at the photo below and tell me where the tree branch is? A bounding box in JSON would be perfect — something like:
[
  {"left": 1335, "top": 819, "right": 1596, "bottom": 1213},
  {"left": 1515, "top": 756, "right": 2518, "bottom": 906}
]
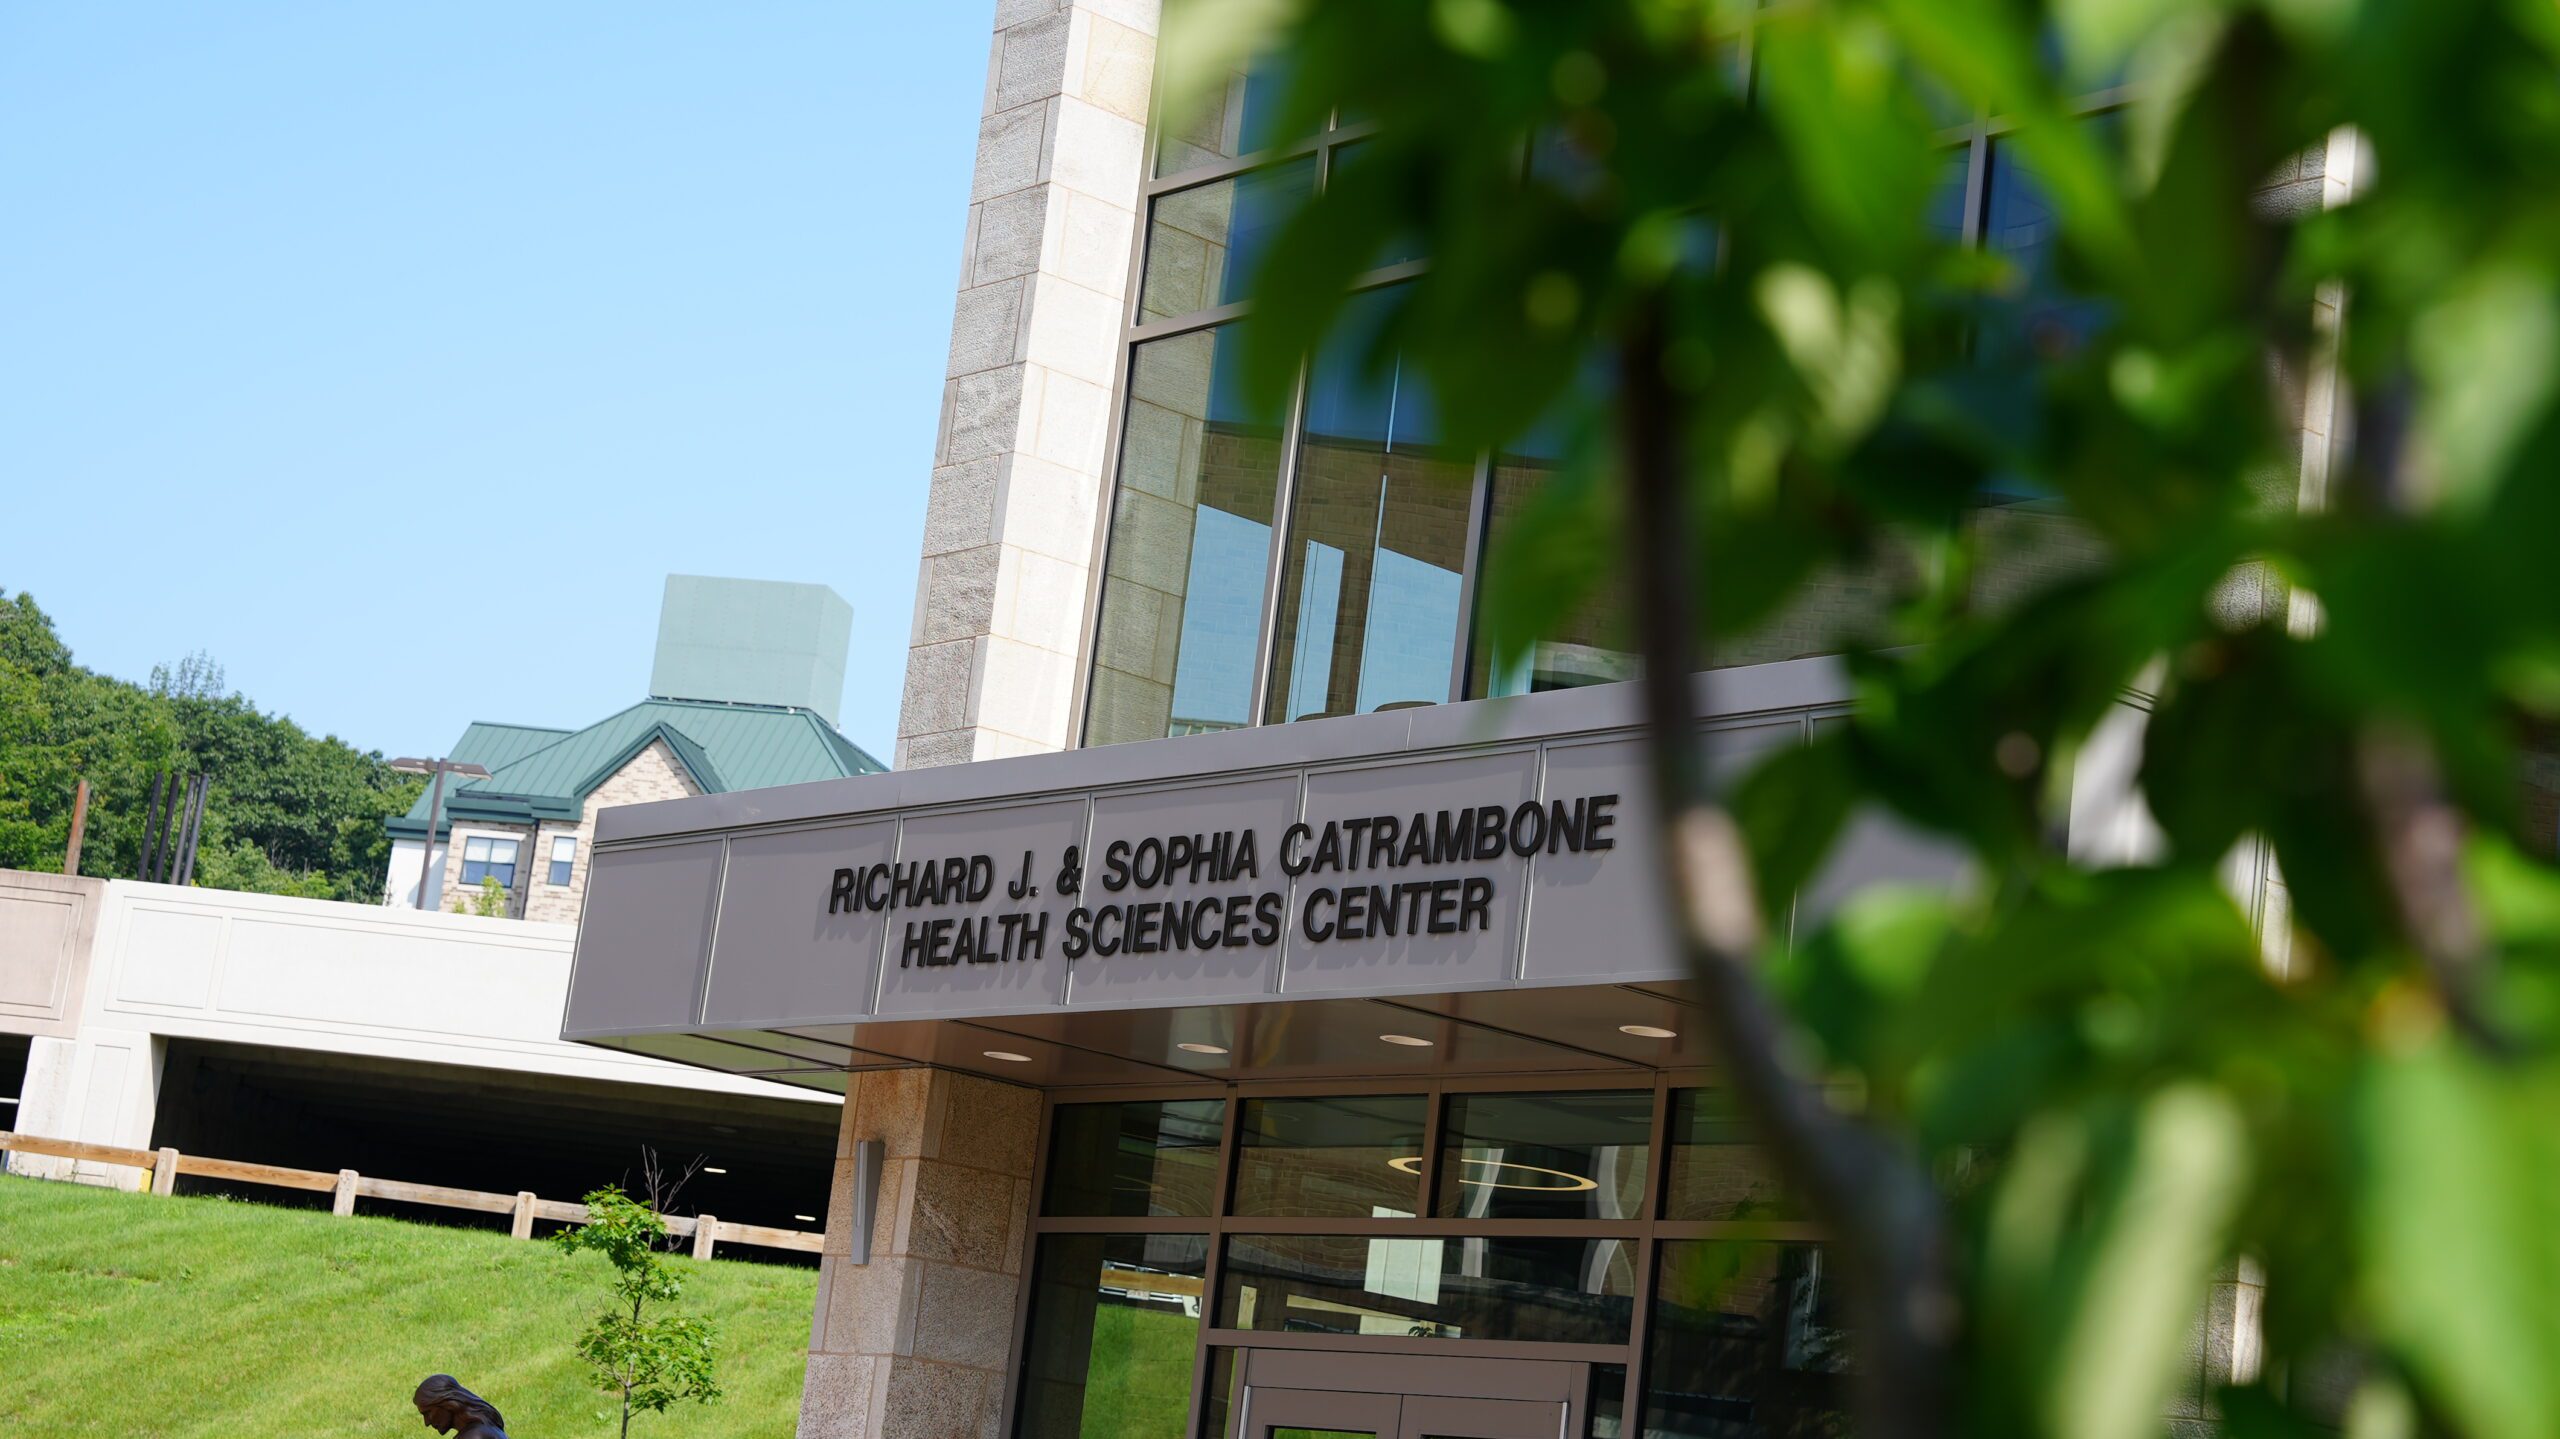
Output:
[
  {"left": 1618, "top": 308, "right": 1956, "bottom": 1437},
  {"left": 2343, "top": 376, "right": 2512, "bottom": 1055},
  {"left": 2355, "top": 726, "right": 2511, "bottom": 1053}
]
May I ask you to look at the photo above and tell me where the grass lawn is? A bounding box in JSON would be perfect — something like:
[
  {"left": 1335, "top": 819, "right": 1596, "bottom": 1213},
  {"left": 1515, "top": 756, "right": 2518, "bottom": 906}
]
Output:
[
  {"left": 0, "top": 1175, "right": 816, "bottom": 1437},
  {"left": 1074, "top": 1301, "right": 1198, "bottom": 1435}
]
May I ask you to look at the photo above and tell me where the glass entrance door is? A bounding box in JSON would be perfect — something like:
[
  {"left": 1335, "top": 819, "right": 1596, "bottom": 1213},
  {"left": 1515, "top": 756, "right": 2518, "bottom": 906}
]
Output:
[{"left": 1232, "top": 1351, "right": 1583, "bottom": 1439}]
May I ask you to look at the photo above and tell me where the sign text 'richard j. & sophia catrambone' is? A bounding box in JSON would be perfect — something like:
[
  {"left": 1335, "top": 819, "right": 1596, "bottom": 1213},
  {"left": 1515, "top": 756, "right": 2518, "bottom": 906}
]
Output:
[{"left": 824, "top": 794, "right": 1621, "bottom": 968}]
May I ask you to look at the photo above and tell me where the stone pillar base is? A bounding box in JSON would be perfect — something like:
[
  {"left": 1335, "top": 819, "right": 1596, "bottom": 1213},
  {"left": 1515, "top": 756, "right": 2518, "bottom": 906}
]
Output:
[{"left": 798, "top": 1066, "right": 1040, "bottom": 1439}]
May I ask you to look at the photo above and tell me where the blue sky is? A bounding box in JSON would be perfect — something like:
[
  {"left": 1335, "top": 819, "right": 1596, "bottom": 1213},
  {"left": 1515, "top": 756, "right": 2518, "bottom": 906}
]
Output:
[{"left": 0, "top": 3, "right": 994, "bottom": 764}]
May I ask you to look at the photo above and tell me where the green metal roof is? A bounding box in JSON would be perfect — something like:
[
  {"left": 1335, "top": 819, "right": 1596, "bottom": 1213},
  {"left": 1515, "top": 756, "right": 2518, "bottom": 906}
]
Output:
[
  {"left": 393, "top": 720, "right": 575, "bottom": 831},
  {"left": 389, "top": 701, "right": 883, "bottom": 839}
]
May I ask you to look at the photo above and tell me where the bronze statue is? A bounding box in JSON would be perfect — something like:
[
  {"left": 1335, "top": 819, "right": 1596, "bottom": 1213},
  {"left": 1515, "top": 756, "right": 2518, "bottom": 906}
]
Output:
[{"left": 413, "top": 1375, "right": 508, "bottom": 1438}]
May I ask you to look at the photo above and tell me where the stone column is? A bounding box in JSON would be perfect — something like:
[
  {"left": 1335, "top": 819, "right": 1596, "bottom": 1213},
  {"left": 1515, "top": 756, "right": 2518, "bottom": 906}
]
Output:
[
  {"left": 898, "top": 0, "right": 1162, "bottom": 769},
  {"left": 798, "top": 1067, "right": 1042, "bottom": 1439}
]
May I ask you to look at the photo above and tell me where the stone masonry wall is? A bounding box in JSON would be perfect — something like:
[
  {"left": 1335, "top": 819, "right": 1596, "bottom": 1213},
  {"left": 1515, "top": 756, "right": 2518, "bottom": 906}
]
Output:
[
  {"left": 898, "top": 0, "right": 1162, "bottom": 770},
  {"left": 799, "top": 1067, "right": 1042, "bottom": 1439},
  {"left": 519, "top": 739, "right": 702, "bottom": 924}
]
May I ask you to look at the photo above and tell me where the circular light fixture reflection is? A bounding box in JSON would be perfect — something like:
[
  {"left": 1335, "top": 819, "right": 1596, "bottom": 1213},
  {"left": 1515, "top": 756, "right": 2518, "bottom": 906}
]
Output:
[
  {"left": 1176, "top": 1042, "right": 1229, "bottom": 1056},
  {"left": 793, "top": 1214, "right": 818, "bottom": 1223},
  {"left": 982, "top": 1050, "right": 1033, "bottom": 1063},
  {"left": 1378, "top": 1033, "right": 1434, "bottom": 1047},
  {"left": 1385, "top": 1155, "right": 1599, "bottom": 1192},
  {"left": 1618, "top": 1024, "right": 1678, "bottom": 1040}
]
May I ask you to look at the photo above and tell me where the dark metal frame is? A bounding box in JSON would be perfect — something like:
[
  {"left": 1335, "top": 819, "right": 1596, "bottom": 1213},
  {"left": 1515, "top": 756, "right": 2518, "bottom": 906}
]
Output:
[{"left": 997, "top": 1070, "right": 1824, "bottom": 1439}]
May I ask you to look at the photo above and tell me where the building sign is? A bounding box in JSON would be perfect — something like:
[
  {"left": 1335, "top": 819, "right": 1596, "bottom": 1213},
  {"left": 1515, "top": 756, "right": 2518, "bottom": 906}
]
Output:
[
  {"left": 564, "top": 672, "right": 1927, "bottom": 1038},
  {"left": 824, "top": 793, "right": 1621, "bottom": 967}
]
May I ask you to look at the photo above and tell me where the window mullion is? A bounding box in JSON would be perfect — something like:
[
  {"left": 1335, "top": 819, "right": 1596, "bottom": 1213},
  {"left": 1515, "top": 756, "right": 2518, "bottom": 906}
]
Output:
[
  {"left": 1246, "top": 361, "right": 1312, "bottom": 732},
  {"left": 1448, "top": 449, "right": 1496, "bottom": 703}
]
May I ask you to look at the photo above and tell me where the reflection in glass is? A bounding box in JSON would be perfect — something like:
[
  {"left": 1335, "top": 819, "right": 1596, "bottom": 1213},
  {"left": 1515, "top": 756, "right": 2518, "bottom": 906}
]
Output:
[
  {"left": 1231, "top": 1094, "right": 1426, "bottom": 1217},
  {"left": 1329, "top": 141, "right": 1428, "bottom": 269},
  {"left": 1641, "top": 1243, "right": 1848, "bottom": 1439},
  {"left": 1469, "top": 402, "right": 1635, "bottom": 699},
  {"left": 1588, "top": 1363, "right": 1629, "bottom": 1439},
  {"left": 1088, "top": 323, "right": 1286, "bottom": 746},
  {"left": 1219, "top": 1233, "right": 1637, "bottom": 1344},
  {"left": 1041, "top": 1099, "right": 1225, "bottom": 1218},
  {"left": 1139, "top": 159, "right": 1317, "bottom": 323},
  {"left": 1263, "top": 290, "right": 1475, "bottom": 723},
  {"left": 1018, "top": 1233, "right": 1210, "bottom": 1439},
  {"left": 1663, "top": 1089, "right": 1796, "bottom": 1222},
  {"left": 1434, "top": 1090, "right": 1651, "bottom": 1221},
  {"left": 1156, "top": 47, "right": 1305, "bottom": 177},
  {"left": 1978, "top": 129, "right": 2117, "bottom": 367}
]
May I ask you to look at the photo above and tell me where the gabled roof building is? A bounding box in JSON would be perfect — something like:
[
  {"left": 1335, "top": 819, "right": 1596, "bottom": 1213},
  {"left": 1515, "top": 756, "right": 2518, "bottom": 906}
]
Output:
[{"left": 384, "top": 577, "right": 883, "bottom": 920}]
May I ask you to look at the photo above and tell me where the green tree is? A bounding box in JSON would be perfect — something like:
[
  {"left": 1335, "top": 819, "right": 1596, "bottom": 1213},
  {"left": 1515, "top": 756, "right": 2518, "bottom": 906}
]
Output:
[
  {"left": 1191, "top": 0, "right": 2560, "bottom": 1434},
  {"left": 448, "top": 875, "right": 508, "bottom": 918},
  {"left": 553, "top": 1186, "right": 722, "bottom": 1438},
  {"left": 0, "top": 589, "right": 418, "bottom": 898}
]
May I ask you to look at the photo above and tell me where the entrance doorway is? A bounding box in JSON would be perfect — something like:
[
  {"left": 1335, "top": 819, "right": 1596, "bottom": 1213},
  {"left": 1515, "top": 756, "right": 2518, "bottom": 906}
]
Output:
[{"left": 1230, "top": 1351, "right": 1584, "bottom": 1439}]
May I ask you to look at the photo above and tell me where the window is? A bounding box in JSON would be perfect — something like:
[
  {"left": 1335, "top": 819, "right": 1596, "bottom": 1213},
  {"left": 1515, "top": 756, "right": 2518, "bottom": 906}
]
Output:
[
  {"left": 1231, "top": 1094, "right": 1426, "bottom": 1218},
  {"left": 1138, "top": 160, "right": 1315, "bottom": 324},
  {"left": 1641, "top": 1243, "right": 1848, "bottom": 1438},
  {"left": 1153, "top": 45, "right": 1301, "bottom": 179},
  {"left": 1976, "top": 127, "right": 2119, "bottom": 369},
  {"left": 1262, "top": 287, "right": 1474, "bottom": 725},
  {"left": 1042, "top": 1099, "right": 1226, "bottom": 1219},
  {"left": 458, "top": 836, "right": 518, "bottom": 888},
  {"left": 1017, "top": 1083, "right": 1813, "bottom": 1439},
  {"left": 546, "top": 835, "right": 576, "bottom": 886},
  {"left": 1467, "top": 403, "right": 1636, "bottom": 699},
  {"left": 1017, "top": 1234, "right": 1208, "bottom": 1439},
  {"left": 1435, "top": 1089, "right": 1652, "bottom": 1221},
  {"left": 1663, "top": 1088, "right": 1797, "bottom": 1222},
  {"left": 1218, "top": 1232, "right": 1638, "bottom": 1344},
  {"left": 1086, "top": 322, "right": 1286, "bottom": 745},
  {"left": 1081, "top": 7, "right": 2130, "bottom": 746}
]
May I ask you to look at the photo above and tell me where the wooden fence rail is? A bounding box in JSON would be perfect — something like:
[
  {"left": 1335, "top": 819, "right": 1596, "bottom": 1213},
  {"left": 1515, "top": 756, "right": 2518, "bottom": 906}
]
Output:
[{"left": 0, "top": 1130, "right": 821, "bottom": 1259}]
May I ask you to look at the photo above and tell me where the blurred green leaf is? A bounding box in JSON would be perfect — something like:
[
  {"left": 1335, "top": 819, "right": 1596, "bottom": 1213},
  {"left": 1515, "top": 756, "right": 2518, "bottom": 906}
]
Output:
[
  {"left": 1978, "top": 1086, "right": 2249, "bottom": 1439},
  {"left": 1734, "top": 732, "right": 1859, "bottom": 918},
  {"left": 2356, "top": 1043, "right": 2560, "bottom": 1439}
]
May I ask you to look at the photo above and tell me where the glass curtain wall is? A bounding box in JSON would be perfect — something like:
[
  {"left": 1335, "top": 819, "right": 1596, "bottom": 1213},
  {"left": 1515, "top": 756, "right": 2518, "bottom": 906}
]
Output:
[
  {"left": 1012, "top": 1079, "right": 1843, "bottom": 1439},
  {"left": 1263, "top": 291, "right": 1475, "bottom": 724},
  {"left": 1087, "top": 31, "right": 2132, "bottom": 744}
]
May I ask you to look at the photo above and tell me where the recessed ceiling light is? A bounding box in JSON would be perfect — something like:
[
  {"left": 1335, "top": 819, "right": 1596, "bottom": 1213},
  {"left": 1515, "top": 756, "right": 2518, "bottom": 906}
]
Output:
[
  {"left": 1618, "top": 1024, "right": 1678, "bottom": 1040},
  {"left": 1176, "top": 1042, "right": 1229, "bottom": 1056},
  {"left": 1379, "top": 1033, "right": 1433, "bottom": 1047},
  {"left": 793, "top": 1214, "right": 818, "bottom": 1223},
  {"left": 983, "top": 1049, "right": 1033, "bottom": 1063}
]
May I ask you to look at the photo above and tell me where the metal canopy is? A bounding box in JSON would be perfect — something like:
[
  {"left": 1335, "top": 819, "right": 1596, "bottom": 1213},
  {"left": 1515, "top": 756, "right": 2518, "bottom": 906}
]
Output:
[
  {"left": 562, "top": 660, "right": 1965, "bottom": 1089},
  {"left": 586, "top": 980, "right": 1721, "bottom": 1092}
]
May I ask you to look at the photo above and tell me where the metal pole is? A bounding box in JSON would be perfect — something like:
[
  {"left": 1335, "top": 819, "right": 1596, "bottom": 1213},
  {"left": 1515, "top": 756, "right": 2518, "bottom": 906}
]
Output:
[
  {"left": 63, "top": 778, "right": 90, "bottom": 876},
  {"left": 175, "top": 773, "right": 209, "bottom": 887},
  {"left": 417, "top": 764, "right": 448, "bottom": 911},
  {"left": 138, "top": 772, "right": 166, "bottom": 882}
]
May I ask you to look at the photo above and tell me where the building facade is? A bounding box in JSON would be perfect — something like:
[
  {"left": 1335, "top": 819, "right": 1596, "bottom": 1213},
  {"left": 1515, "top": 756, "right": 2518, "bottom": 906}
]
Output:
[
  {"left": 562, "top": 6, "right": 2344, "bottom": 1437},
  {"left": 385, "top": 575, "right": 883, "bottom": 919}
]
